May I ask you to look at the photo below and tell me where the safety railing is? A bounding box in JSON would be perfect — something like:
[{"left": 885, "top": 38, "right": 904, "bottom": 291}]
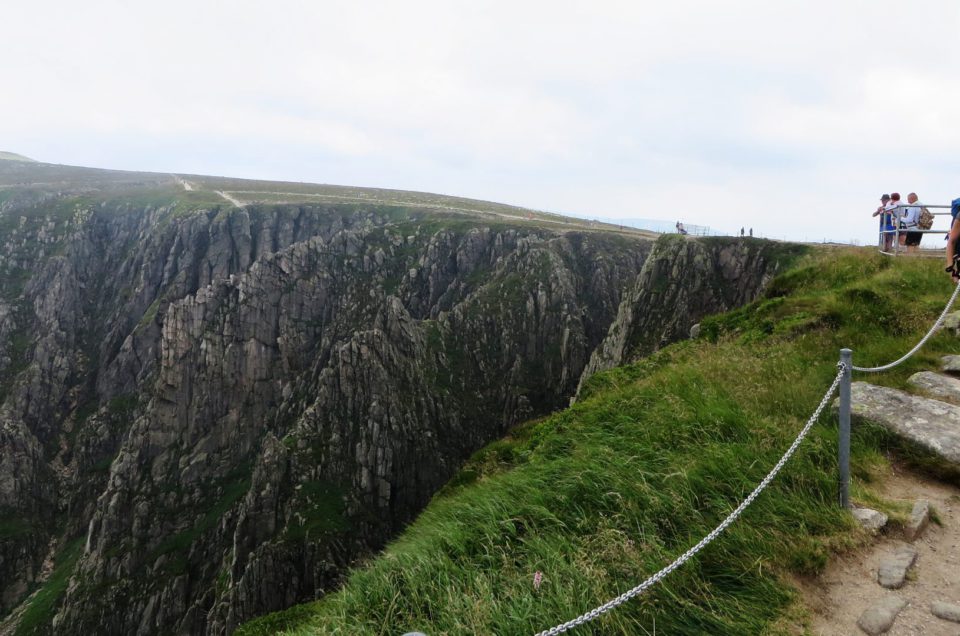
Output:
[
  {"left": 877, "top": 204, "right": 954, "bottom": 258},
  {"left": 531, "top": 278, "right": 960, "bottom": 635}
]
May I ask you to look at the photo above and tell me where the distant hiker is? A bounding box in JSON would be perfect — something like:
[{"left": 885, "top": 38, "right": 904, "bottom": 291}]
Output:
[
  {"left": 872, "top": 194, "right": 892, "bottom": 249},
  {"left": 883, "top": 193, "right": 901, "bottom": 252},
  {"left": 899, "top": 192, "right": 923, "bottom": 253},
  {"left": 740, "top": 227, "right": 745, "bottom": 237}
]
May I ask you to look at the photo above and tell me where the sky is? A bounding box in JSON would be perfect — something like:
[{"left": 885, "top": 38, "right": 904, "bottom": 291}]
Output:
[{"left": 3, "top": 0, "right": 960, "bottom": 244}]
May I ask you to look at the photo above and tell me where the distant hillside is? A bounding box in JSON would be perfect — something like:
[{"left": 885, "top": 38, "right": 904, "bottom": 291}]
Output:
[
  {"left": 0, "top": 156, "right": 657, "bottom": 237},
  {"left": 0, "top": 151, "right": 36, "bottom": 162}
]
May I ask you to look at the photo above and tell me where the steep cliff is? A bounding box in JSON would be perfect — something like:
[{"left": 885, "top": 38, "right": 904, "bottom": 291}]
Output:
[
  {"left": 0, "top": 159, "right": 654, "bottom": 635},
  {"left": 578, "top": 235, "right": 808, "bottom": 392},
  {"left": 0, "top": 158, "right": 804, "bottom": 635}
]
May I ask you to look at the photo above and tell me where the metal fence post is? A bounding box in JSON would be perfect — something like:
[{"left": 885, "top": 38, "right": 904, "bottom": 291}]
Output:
[{"left": 838, "top": 348, "right": 852, "bottom": 508}]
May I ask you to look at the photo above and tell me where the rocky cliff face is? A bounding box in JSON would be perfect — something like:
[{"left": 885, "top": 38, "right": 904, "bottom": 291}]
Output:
[
  {"left": 0, "top": 161, "right": 805, "bottom": 636},
  {"left": 0, "top": 165, "right": 656, "bottom": 635},
  {"left": 578, "top": 235, "right": 808, "bottom": 392}
]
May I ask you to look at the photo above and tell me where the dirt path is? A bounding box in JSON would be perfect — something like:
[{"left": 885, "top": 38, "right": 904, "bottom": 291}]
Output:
[
  {"left": 214, "top": 190, "right": 244, "bottom": 207},
  {"left": 803, "top": 469, "right": 960, "bottom": 635},
  {"left": 171, "top": 174, "right": 193, "bottom": 191}
]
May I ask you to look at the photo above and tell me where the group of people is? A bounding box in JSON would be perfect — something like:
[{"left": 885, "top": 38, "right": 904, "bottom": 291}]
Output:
[{"left": 872, "top": 192, "right": 926, "bottom": 254}]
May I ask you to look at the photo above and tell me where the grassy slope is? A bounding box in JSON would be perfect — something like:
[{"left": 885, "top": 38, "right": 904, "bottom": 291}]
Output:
[{"left": 239, "top": 247, "right": 959, "bottom": 636}]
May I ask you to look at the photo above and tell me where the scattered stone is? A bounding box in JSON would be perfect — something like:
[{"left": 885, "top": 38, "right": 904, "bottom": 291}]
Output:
[
  {"left": 931, "top": 601, "right": 960, "bottom": 623},
  {"left": 877, "top": 544, "right": 918, "bottom": 589},
  {"left": 852, "top": 507, "right": 889, "bottom": 533},
  {"left": 905, "top": 500, "right": 930, "bottom": 541},
  {"left": 908, "top": 371, "right": 960, "bottom": 403},
  {"left": 942, "top": 355, "right": 960, "bottom": 373},
  {"left": 689, "top": 323, "right": 701, "bottom": 339},
  {"left": 942, "top": 311, "right": 960, "bottom": 336},
  {"left": 857, "top": 596, "right": 908, "bottom": 635},
  {"left": 848, "top": 383, "right": 960, "bottom": 466}
]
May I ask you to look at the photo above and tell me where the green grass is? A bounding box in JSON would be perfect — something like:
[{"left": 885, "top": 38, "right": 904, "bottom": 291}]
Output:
[
  {"left": 14, "top": 538, "right": 84, "bottom": 636},
  {"left": 239, "top": 248, "right": 960, "bottom": 636},
  {"left": 0, "top": 518, "right": 34, "bottom": 540}
]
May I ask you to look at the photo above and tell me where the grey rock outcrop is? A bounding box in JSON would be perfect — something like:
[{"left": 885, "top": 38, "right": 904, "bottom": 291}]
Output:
[
  {"left": 849, "top": 382, "right": 960, "bottom": 465},
  {"left": 578, "top": 235, "right": 807, "bottom": 392},
  {"left": 908, "top": 371, "right": 960, "bottom": 403},
  {"left": 942, "top": 355, "right": 960, "bottom": 373}
]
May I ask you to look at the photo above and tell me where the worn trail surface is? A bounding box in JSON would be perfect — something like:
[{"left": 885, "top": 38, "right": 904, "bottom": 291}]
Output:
[{"left": 804, "top": 469, "right": 960, "bottom": 635}]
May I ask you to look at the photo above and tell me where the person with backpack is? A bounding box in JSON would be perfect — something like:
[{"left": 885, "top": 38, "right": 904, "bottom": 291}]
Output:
[{"left": 899, "top": 193, "right": 924, "bottom": 253}]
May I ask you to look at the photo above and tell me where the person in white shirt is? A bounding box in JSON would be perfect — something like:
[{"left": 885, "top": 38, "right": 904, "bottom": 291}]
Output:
[{"left": 899, "top": 192, "right": 923, "bottom": 253}]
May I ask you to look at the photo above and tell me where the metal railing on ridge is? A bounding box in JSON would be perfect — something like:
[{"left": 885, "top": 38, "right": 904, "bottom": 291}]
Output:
[{"left": 877, "top": 203, "right": 955, "bottom": 258}]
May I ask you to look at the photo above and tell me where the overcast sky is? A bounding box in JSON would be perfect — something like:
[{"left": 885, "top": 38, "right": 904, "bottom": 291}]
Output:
[{"left": 3, "top": 0, "right": 959, "bottom": 243}]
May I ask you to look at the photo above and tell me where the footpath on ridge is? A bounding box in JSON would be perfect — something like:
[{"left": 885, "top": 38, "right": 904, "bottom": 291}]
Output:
[{"left": 807, "top": 355, "right": 960, "bottom": 635}]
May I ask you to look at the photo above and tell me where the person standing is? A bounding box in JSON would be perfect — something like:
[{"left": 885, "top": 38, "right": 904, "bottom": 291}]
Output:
[
  {"left": 883, "top": 193, "right": 901, "bottom": 252},
  {"left": 872, "top": 194, "right": 891, "bottom": 249},
  {"left": 740, "top": 227, "right": 745, "bottom": 237},
  {"left": 899, "top": 193, "right": 923, "bottom": 253}
]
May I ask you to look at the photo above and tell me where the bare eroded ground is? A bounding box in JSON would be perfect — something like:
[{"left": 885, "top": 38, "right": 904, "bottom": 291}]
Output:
[{"left": 803, "top": 469, "right": 960, "bottom": 635}]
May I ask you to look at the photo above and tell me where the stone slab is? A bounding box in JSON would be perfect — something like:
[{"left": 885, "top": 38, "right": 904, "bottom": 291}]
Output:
[
  {"left": 905, "top": 500, "right": 930, "bottom": 541},
  {"left": 858, "top": 596, "right": 908, "bottom": 635},
  {"left": 931, "top": 601, "right": 960, "bottom": 623},
  {"left": 908, "top": 371, "right": 960, "bottom": 403},
  {"left": 849, "top": 382, "right": 960, "bottom": 466},
  {"left": 877, "top": 544, "right": 918, "bottom": 589}
]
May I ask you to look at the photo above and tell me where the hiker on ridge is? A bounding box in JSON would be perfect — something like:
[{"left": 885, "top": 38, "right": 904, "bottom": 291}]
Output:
[
  {"left": 899, "top": 193, "right": 923, "bottom": 253},
  {"left": 872, "top": 194, "right": 892, "bottom": 250},
  {"left": 883, "top": 193, "right": 902, "bottom": 252}
]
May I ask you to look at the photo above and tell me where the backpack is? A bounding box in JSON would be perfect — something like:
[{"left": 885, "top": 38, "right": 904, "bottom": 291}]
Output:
[{"left": 918, "top": 207, "right": 934, "bottom": 230}]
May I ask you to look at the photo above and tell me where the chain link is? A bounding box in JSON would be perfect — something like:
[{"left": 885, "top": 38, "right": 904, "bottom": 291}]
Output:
[
  {"left": 535, "top": 365, "right": 847, "bottom": 636},
  {"left": 851, "top": 279, "right": 960, "bottom": 373}
]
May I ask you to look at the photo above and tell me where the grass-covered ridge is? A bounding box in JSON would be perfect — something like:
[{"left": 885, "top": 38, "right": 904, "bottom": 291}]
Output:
[{"left": 240, "top": 248, "right": 957, "bottom": 635}]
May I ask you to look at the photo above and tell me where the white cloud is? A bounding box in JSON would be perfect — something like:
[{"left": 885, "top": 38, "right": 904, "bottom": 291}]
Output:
[{"left": 2, "top": 0, "right": 960, "bottom": 244}]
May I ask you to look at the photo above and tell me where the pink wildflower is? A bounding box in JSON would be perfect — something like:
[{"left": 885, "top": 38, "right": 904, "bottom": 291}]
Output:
[{"left": 533, "top": 571, "right": 543, "bottom": 590}]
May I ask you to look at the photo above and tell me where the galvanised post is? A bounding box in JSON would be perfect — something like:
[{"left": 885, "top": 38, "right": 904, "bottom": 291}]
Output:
[{"left": 838, "top": 348, "right": 852, "bottom": 508}]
